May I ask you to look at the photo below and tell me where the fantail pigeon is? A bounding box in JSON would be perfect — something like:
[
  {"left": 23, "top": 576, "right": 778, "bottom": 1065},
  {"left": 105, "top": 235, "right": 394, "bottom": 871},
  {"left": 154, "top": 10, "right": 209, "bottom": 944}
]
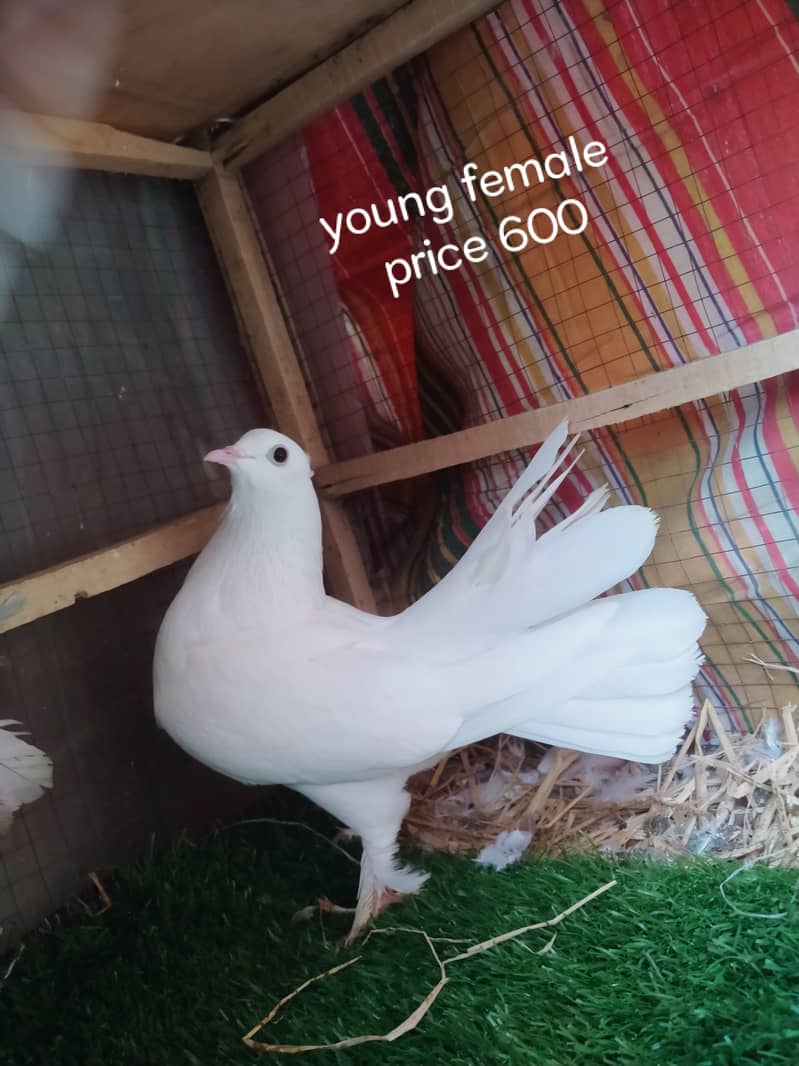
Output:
[{"left": 154, "top": 421, "right": 705, "bottom": 939}]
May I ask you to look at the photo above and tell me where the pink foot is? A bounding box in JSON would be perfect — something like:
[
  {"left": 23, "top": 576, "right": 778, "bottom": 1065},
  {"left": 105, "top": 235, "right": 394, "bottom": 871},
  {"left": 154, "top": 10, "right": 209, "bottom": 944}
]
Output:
[
  {"left": 317, "top": 896, "right": 354, "bottom": 915},
  {"left": 376, "top": 888, "right": 403, "bottom": 914},
  {"left": 317, "top": 889, "right": 403, "bottom": 914}
]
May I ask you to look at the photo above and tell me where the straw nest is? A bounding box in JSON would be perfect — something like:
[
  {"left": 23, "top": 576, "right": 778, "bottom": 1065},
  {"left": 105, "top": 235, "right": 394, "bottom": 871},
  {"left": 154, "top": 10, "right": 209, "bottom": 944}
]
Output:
[{"left": 406, "top": 700, "right": 799, "bottom": 866}]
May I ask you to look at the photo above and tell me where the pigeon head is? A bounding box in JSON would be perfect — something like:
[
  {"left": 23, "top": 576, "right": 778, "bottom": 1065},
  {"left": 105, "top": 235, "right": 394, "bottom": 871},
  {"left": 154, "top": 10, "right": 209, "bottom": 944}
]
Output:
[
  {"left": 204, "top": 429, "right": 314, "bottom": 497},
  {"left": 198, "top": 428, "right": 323, "bottom": 598}
]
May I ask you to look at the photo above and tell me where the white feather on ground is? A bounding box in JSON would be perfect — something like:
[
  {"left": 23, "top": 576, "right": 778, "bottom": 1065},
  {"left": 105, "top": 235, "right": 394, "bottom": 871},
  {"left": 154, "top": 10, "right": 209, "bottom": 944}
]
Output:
[
  {"left": 0, "top": 720, "right": 53, "bottom": 834},
  {"left": 474, "top": 830, "right": 533, "bottom": 871}
]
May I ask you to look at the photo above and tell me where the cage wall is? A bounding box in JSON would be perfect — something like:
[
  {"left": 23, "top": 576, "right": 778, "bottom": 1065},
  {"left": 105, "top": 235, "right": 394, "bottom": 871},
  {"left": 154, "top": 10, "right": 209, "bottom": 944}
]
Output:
[
  {"left": 244, "top": 0, "right": 799, "bottom": 727},
  {"left": 0, "top": 171, "right": 265, "bottom": 945}
]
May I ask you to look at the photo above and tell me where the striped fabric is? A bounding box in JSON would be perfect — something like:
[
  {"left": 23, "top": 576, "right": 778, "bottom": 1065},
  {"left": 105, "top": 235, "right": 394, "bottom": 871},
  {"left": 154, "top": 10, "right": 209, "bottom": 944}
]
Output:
[{"left": 246, "top": 0, "right": 799, "bottom": 730}]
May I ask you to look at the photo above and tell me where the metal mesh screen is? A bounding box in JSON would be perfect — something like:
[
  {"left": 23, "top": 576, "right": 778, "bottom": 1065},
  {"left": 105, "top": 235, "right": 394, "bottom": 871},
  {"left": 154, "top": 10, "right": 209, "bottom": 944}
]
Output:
[
  {"left": 0, "top": 170, "right": 261, "bottom": 583},
  {"left": 0, "top": 170, "right": 265, "bottom": 945}
]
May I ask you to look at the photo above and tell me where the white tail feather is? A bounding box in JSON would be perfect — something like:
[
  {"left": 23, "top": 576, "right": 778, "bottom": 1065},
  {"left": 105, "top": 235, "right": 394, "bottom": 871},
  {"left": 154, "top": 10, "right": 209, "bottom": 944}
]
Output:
[
  {"left": 510, "top": 437, "right": 582, "bottom": 530},
  {"left": 401, "top": 424, "right": 655, "bottom": 636},
  {"left": 541, "top": 484, "right": 610, "bottom": 536},
  {"left": 510, "top": 686, "right": 697, "bottom": 764},
  {"left": 504, "top": 586, "right": 705, "bottom": 762}
]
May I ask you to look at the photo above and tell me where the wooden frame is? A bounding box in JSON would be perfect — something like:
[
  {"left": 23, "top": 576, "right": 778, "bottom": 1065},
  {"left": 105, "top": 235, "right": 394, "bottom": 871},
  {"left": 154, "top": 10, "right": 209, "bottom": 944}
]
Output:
[
  {"left": 0, "top": 507, "right": 222, "bottom": 635},
  {"left": 315, "top": 331, "right": 799, "bottom": 496},
  {"left": 4, "top": 319, "right": 798, "bottom": 633},
  {"left": 195, "top": 167, "right": 376, "bottom": 612},
  {"left": 214, "top": 0, "right": 505, "bottom": 170},
  {"left": 2, "top": 0, "right": 798, "bottom": 634},
  {"left": 3, "top": 114, "right": 211, "bottom": 179}
]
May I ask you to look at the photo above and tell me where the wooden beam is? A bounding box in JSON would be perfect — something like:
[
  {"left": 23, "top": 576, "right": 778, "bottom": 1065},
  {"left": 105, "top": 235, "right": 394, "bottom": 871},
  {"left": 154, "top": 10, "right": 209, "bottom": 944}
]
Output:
[
  {"left": 7, "top": 327, "right": 794, "bottom": 633},
  {"left": 2, "top": 114, "right": 212, "bottom": 179},
  {"left": 0, "top": 505, "right": 223, "bottom": 635},
  {"left": 316, "top": 331, "right": 799, "bottom": 496},
  {"left": 196, "top": 167, "right": 325, "bottom": 455},
  {"left": 196, "top": 166, "right": 377, "bottom": 612},
  {"left": 214, "top": 0, "right": 502, "bottom": 170}
]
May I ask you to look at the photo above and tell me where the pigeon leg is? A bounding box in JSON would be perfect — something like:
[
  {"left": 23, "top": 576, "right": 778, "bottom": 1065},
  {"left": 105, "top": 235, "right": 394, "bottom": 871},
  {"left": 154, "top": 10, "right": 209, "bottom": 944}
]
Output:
[
  {"left": 295, "top": 776, "right": 429, "bottom": 943},
  {"left": 344, "top": 886, "right": 404, "bottom": 943},
  {"left": 317, "top": 897, "right": 355, "bottom": 915}
]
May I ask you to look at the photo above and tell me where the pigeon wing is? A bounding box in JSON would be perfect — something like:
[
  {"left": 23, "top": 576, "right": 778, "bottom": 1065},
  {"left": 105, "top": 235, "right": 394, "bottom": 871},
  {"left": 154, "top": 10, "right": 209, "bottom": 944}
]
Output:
[{"left": 174, "top": 598, "right": 616, "bottom": 786}]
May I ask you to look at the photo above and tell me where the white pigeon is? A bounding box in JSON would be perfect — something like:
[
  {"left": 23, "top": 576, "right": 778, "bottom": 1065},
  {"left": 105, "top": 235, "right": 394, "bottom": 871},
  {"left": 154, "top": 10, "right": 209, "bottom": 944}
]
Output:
[
  {"left": 0, "top": 720, "right": 53, "bottom": 834},
  {"left": 154, "top": 421, "right": 706, "bottom": 939}
]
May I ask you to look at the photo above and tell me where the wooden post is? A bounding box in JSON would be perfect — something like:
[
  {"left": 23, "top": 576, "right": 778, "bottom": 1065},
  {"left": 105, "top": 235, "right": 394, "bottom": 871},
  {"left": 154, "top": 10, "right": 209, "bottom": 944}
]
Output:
[{"left": 196, "top": 166, "right": 377, "bottom": 612}]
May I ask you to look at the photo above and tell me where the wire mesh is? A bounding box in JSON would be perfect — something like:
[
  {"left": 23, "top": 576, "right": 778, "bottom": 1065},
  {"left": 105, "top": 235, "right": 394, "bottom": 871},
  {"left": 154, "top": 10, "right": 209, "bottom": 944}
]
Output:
[
  {"left": 0, "top": 170, "right": 261, "bottom": 584},
  {"left": 0, "top": 563, "right": 253, "bottom": 947},
  {"left": 0, "top": 170, "right": 265, "bottom": 944},
  {"left": 244, "top": 0, "right": 799, "bottom": 720}
]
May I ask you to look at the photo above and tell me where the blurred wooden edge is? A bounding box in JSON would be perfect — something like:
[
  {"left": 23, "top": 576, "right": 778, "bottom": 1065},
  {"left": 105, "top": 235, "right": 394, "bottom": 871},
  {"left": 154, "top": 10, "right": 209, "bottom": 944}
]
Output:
[
  {"left": 1, "top": 114, "right": 212, "bottom": 179},
  {"left": 0, "top": 505, "right": 224, "bottom": 635},
  {"left": 213, "top": 0, "right": 504, "bottom": 171},
  {"left": 316, "top": 331, "right": 799, "bottom": 496}
]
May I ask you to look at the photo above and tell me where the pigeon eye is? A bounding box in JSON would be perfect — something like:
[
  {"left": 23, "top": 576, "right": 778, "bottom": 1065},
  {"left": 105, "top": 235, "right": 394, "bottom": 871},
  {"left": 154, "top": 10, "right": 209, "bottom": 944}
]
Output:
[{"left": 268, "top": 445, "right": 289, "bottom": 466}]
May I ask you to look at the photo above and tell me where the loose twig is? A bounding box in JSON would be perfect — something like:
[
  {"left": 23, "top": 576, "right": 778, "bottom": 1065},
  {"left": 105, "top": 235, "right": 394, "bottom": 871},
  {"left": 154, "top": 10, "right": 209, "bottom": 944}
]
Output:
[
  {"left": 445, "top": 878, "right": 616, "bottom": 964},
  {"left": 88, "top": 872, "right": 111, "bottom": 915},
  {"left": 719, "top": 862, "right": 788, "bottom": 921},
  {"left": 745, "top": 654, "right": 799, "bottom": 680},
  {"left": 242, "top": 879, "right": 617, "bottom": 1054},
  {"left": 224, "top": 817, "right": 360, "bottom": 867}
]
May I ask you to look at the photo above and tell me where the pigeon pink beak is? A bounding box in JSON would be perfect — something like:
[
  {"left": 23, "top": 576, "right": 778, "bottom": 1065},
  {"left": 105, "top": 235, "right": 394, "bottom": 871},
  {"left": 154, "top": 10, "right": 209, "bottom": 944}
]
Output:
[{"left": 204, "top": 444, "right": 243, "bottom": 467}]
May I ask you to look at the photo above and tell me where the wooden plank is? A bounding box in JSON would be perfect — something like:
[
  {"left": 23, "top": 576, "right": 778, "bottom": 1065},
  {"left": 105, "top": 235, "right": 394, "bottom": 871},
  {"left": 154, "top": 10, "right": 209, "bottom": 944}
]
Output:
[
  {"left": 2, "top": 114, "right": 212, "bottom": 179},
  {"left": 215, "top": 0, "right": 503, "bottom": 170},
  {"left": 0, "top": 506, "right": 223, "bottom": 636},
  {"left": 196, "top": 167, "right": 326, "bottom": 455},
  {"left": 316, "top": 331, "right": 799, "bottom": 496},
  {"left": 196, "top": 166, "right": 376, "bottom": 612}
]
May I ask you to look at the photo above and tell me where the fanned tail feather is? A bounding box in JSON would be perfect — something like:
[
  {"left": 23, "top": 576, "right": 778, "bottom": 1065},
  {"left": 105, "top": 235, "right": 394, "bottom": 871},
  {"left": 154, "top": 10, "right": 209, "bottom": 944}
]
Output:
[
  {"left": 401, "top": 422, "right": 659, "bottom": 636},
  {"left": 507, "top": 588, "right": 707, "bottom": 764},
  {"left": 510, "top": 688, "right": 696, "bottom": 764}
]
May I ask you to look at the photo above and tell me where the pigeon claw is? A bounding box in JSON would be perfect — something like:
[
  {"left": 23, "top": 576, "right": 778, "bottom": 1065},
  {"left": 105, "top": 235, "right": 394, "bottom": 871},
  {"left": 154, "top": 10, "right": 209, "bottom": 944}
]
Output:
[
  {"left": 316, "top": 896, "right": 355, "bottom": 916},
  {"left": 343, "top": 888, "right": 405, "bottom": 945},
  {"left": 378, "top": 888, "right": 403, "bottom": 910}
]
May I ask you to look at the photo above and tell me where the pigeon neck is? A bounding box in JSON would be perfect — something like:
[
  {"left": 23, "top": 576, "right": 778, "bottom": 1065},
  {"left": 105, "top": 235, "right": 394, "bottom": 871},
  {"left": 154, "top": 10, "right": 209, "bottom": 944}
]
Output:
[{"left": 194, "top": 490, "right": 325, "bottom": 618}]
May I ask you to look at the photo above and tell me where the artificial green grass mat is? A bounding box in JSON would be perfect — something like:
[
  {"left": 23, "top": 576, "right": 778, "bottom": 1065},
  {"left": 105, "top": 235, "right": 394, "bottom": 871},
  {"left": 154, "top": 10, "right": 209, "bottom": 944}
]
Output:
[{"left": 2, "top": 806, "right": 798, "bottom": 1066}]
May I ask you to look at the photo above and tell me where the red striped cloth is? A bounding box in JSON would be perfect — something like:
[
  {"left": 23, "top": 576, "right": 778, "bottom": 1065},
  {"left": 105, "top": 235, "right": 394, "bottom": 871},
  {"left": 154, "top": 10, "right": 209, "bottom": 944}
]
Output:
[{"left": 245, "top": 0, "right": 799, "bottom": 730}]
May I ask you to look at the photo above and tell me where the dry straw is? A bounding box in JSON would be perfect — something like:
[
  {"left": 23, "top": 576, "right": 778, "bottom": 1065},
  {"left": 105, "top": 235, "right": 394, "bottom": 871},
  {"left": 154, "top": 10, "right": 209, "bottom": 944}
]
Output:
[
  {"left": 406, "top": 700, "right": 799, "bottom": 866},
  {"left": 242, "top": 879, "right": 616, "bottom": 1053}
]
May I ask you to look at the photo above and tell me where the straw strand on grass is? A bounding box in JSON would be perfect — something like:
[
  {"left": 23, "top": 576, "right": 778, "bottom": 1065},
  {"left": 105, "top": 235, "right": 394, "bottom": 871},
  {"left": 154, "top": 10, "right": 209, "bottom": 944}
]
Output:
[{"left": 242, "top": 880, "right": 616, "bottom": 1054}]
